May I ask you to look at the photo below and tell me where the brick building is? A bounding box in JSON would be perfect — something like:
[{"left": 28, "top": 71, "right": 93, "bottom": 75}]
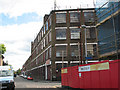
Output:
[{"left": 22, "top": 8, "right": 97, "bottom": 81}]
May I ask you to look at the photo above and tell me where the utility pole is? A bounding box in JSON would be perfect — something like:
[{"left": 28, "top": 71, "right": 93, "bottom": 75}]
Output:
[
  {"left": 84, "top": 27, "right": 88, "bottom": 64},
  {"left": 62, "top": 50, "right": 64, "bottom": 68},
  {"left": 54, "top": 0, "right": 56, "bottom": 10},
  {"left": 81, "top": 25, "right": 96, "bottom": 64},
  {"left": 111, "top": 4, "right": 119, "bottom": 60},
  {"left": 78, "top": 42, "right": 81, "bottom": 65}
]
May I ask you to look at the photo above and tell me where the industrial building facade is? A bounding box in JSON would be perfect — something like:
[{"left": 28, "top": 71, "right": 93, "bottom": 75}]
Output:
[
  {"left": 96, "top": 0, "right": 120, "bottom": 60},
  {"left": 22, "top": 9, "right": 97, "bottom": 81}
]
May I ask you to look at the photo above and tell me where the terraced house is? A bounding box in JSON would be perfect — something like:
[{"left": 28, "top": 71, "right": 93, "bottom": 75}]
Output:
[{"left": 22, "top": 8, "right": 97, "bottom": 81}]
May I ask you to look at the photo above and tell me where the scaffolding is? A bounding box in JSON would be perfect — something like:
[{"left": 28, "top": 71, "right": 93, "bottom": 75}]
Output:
[{"left": 95, "top": 0, "right": 120, "bottom": 59}]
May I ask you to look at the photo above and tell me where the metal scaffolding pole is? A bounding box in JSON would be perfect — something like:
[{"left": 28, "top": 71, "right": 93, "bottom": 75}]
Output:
[{"left": 62, "top": 50, "right": 64, "bottom": 68}]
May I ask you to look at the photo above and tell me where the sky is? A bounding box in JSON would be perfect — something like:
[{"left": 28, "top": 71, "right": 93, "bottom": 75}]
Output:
[{"left": 0, "top": 0, "right": 95, "bottom": 70}]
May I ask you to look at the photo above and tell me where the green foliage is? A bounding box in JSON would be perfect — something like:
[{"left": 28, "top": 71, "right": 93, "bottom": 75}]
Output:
[
  {"left": 0, "top": 44, "right": 6, "bottom": 55},
  {"left": 16, "top": 68, "right": 21, "bottom": 75}
]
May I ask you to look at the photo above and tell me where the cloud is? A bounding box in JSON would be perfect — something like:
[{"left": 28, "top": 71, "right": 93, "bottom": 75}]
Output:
[
  {"left": 0, "top": 0, "right": 54, "bottom": 18},
  {"left": 0, "top": 22, "right": 42, "bottom": 70},
  {"left": 0, "top": 0, "right": 95, "bottom": 18}
]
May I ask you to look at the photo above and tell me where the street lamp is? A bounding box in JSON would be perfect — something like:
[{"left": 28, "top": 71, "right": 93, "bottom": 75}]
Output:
[{"left": 81, "top": 25, "right": 96, "bottom": 64}]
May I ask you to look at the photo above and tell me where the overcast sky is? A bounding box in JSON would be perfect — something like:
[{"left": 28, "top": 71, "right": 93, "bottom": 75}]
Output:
[{"left": 0, "top": 0, "right": 95, "bottom": 70}]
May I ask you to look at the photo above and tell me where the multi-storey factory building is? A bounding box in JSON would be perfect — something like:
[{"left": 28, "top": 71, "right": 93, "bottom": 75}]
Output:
[{"left": 22, "top": 8, "right": 97, "bottom": 81}]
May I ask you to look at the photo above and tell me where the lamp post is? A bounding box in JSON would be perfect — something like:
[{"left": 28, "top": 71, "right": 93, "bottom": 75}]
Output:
[
  {"left": 81, "top": 25, "right": 96, "bottom": 64},
  {"left": 78, "top": 42, "right": 81, "bottom": 65},
  {"left": 62, "top": 50, "right": 64, "bottom": 68}
]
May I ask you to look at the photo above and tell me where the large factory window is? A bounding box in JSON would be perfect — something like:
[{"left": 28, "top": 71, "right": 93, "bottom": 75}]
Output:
[
  {"left": 70, "top": 28, "right": 80, "bottom": 39},
  {"left": 71, "top": 45, "right": 78, "bottom": 56},
  {"left": 84, "top": 12, "right": 94, "bottom": 22},
  {"left": 70, "top": 12, "right": 80, "bottom": 23},
  {"left": 56, "top": 13, "right": 66, "bottom": 23},
  {"left": 56, "top": 45, "right": 67, "bottom": 57},
  {"left": 56, "top": 29, "right": 66, "bottom": 40}
]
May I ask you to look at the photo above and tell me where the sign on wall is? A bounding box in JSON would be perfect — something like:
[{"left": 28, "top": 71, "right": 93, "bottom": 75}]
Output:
[
  {"left": 61, "top": 69, "right": 68, "bottom": 74},
  {"left": 78, "top": 62, "right": 109, "bottom": 72}
]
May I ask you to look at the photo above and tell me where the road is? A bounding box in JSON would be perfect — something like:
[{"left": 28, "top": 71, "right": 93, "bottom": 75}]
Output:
[{"left": 14, "top": 76, "right": 61, "bottom": 88}]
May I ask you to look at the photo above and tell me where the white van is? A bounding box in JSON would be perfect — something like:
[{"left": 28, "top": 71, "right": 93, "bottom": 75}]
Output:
[{"left": 0, "top": 66, "right": 15, "bottom": 90}]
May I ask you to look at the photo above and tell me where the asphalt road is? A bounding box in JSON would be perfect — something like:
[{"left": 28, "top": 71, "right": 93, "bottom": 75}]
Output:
[{"left": 14, "top": 76, "right": 61, "bottom": 88}]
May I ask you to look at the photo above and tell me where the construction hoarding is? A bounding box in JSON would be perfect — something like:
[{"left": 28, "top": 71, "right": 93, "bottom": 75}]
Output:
[{"left": 61, "top": 60, "right": 119, "bottom": 89}]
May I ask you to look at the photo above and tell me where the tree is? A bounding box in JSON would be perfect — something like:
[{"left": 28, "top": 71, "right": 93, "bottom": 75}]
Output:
[
  {"left": 0, "top": 44, "right": 6, "bottom": 55},
  {"left": 16, "top": 68, "right": 22, "bottom": 75}
]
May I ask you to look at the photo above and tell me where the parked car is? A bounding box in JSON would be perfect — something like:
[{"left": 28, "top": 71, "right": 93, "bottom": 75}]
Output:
[
  {"left": 23, "top": 75, "right": 27, "bottom": 79},
  {"left": 27, "top": 76, "right": 33, "bottom": 80},
  {"left": 0, "top": 66, "right": 15, "bottom": 90},
  {"left": 20, "top": 74, "right": 23, "bottom": 77}
]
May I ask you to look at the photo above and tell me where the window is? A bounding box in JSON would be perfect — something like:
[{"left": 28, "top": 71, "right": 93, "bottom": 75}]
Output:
[
  {"left": 43, "top": 53, "right": 45, "bottom": 62},
  {"left": 49, "top": 32, "right": 51, "bottom": 42},
  {"left": 87, "top": 44, "right": 94, "bottom": 57},
  {"left": 41, "top": 54, "right": 43, "bottom": 62},
  {"left": 56, "top": 13, "right": 66, "bottom": 23},
  {"left": 49, "top": 48, "right": 51, "bottom": 58},
  {"left": 36, "top": 47, "right": 38, "bottom": 54},
  {"left": 56, "top": 45, "right": 67, "bottom": 57},
  {"left": 40, "top": 32, "right": 41, "bottom": 40},
  {"left": 70, "top": 12, "right": 80, "bottom": 22},
  {"left": 45, "top": 50, "right": 48, "bottom": 60},
  {"left": 89, "top": 28, "right": 96, "bottom": 39},
  {"left": 46, "top": 21, "right": 48, "bottom": 31},
  {"left": 49, "top": 17, "right": 51, "bottom": 27},
  {"left": 84, "top": 12, "right": 94, "bottom": 22},
  {"left": 86, "top": 28, "right": 90, "bottom": 39},
  {"left": 38, "top": 56, "right": 41, "bottom": 64},
  {"left": 71, "top": 45, "right": 79, "bottom": 56},
  {"left": 56, "top": 29, "right": 66, "bottom": 40},
  {"left": 44, "top": 25, "right": 45, "bottom": 34},
  {"left": 38, "top": 44, "right": 41, "bottom": 53},
  {"left": 45, "top": 36, "right": 48, "bottom": 46},
  {"left": 41, "top": 41, "right": 43, "bottom": 50},
  {"left": 42, "top": 28, "right": 43, "bottom": 37},
  {"left": 70, "top": 28, "right": 80, "bottom": 39},
  {"left": 36, "top": 58, "right": 38, "bottom": 65},
  {"left": 43, "top": 39, "right": 45, "bottom": 47},
  {"left": 37, "top": 35, "right": 39, "bottom": 42}
]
